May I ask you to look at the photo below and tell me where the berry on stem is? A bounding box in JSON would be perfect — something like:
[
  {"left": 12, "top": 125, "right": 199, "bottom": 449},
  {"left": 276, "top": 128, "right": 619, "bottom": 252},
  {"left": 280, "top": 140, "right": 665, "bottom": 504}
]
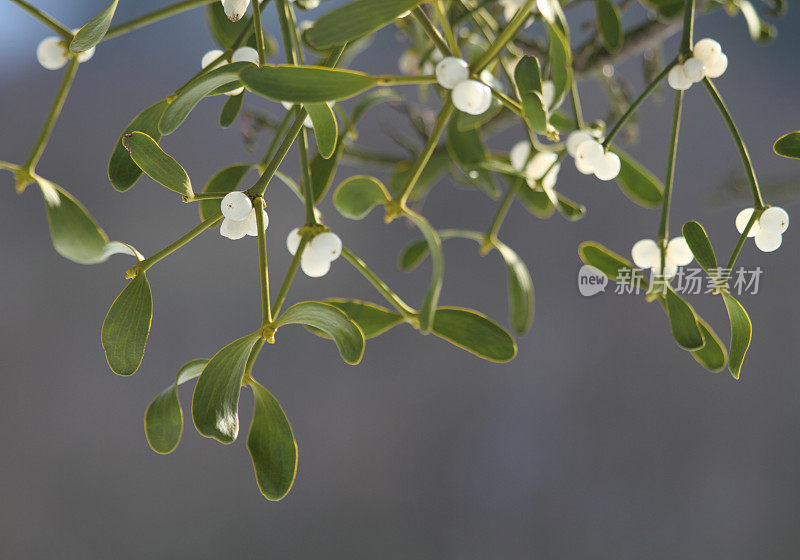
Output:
[
  {"left": 221, "top": 191, "right": 253, "bottom": 221},
  {"left": 435, "top": 57, "right": 469, "bottom": 90},
  {"left": 452, "top": 80, "right": 492, "bottom": 115}
]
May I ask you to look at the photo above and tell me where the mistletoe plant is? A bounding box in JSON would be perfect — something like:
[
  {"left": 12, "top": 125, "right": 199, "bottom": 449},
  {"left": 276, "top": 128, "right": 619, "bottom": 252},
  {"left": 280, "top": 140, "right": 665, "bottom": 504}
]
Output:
[{"left": 3, "top": 0, "right": 787, "bottom": 500}]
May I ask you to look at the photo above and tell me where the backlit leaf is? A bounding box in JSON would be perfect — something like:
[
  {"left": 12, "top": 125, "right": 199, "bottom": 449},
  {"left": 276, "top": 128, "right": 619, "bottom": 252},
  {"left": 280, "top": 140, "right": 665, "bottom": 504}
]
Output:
[
  {"left": 101, "top": 273, "right": 153, "bottom": 376},
  {"left": 611, "top": 147, "right": 663, "bottom": 207},
  {"left": 305, "top": 102, "right": 338, "bottom": 158},
  {"left": 514, "top": 56, "right": 549, "bottom": 134},
  {"left": 595, "top": 0, "right": 623, "bottom": 52},
  {"left": 333, "top": 175, "right": 391, "bottom": 219},
  {"left": 722, "top": 292, "right": 752, "bottom": 379},
  {"left": 109, "top": 99, "right": 170, "bottom": 192},
  {"left": 276, "top": 302, "right": 365, "bottom": 365},
  {"left": 240, "top": 65, "right": 378, "bottom": 103},
  {"left": 305, "top": 0, "right": 423, "bottom": 49},
  {"left": 219, "top": 92, "right": 244, "bottom": 128},
  {"left": 432, "top": 307, "right": 517, "bottom": 362},
  {"left": 774, "top": 131, "right": 800, "bottom": 159},
  {"left": 665, "top": 288, "right": 704, "bottom": 350},
  {"left": 682, "top": 221, "right": 718, "bottom": 273}
]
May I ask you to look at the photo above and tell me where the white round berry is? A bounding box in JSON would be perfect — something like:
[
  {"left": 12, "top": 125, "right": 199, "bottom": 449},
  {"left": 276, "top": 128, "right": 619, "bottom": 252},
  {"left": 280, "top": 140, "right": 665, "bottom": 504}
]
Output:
[
  {"left": 666, "top": 236, "right": 694, "bottom": 267},
  {"left": 540, "top": 163, "right": 560, "bottom": 194},
  {"left": 473, "top": 85, "right": 494, "bottom": 114},
  {"left": 693, "top": 38, "right": 722, "bottom": 66},
  {"left": 232, "top": 46, "right": 259, "bottom": 65},
  {"left": 313, "top": 232, "right": 342, "bottom": 261},
  {"left": 704, "top": 53, "right": 728, "bottom": 79},
  {"left": 566, "top": 130, "right": 594, "bottom": 157},
  {"left": 222, "top": 0, "right": 251, "bottom": 22},
  {"left": 286, "top": 228, "right": 303, "bottom": 255},
  {"left": 759, "top": 207, "right": 789, "bottom": 234},
  {"left": 281, "top": 101, "right": 313, "bottom": 127},
  {"left": 301, "top": 250, "right": 331, "bottom": 277},
  {"left": 201, "top": 49, "right": 225, "bottom": 69},
  {"left": 631, "top": 239, "right": 660, "bottom": 269},
  {"left": 509, "top": 141, "right": 531, "bottom": 172},
  {"left": 593, "top": 151, "right": 621, "bottom": 181},
  {"left": 735, "top": 208, "right": 760, "bottom": 238},
  {"left": 435, "top": 57, "right": 469, "bottom": 90},
  {"left": 221, "top": 191, "right": 253, "bottom": 221},
  {"left": 245, "top": 209, "right": 269, "bottom": 236},
  {"left": 37, "top": 37, "right": 68, "bottom": 70},
  {"left": 220, "top": 217, "right": 249, "bottom": 240},
  {"left": 525, "top": 151, "right": 559, "bottom": 181},
  {"left": 682, "top": 57, "right": 706, "bottom": 83},
  {"left": 541, "top": 80, "right": 556, "bottom": 109},
  {"left": 398, "top": 50, "right": 419, "bottom": 75},
  {"left": 667, "top": 65, "right": 692, "bottom": 91},
  {"left": 451, "top": 80, "right": 492, "bottom": 115},
  {"left": 575, "top": 140, "right": 604, "bottom": 174},
  {"left": 754, "top": 229, "right": 782, "bottom": 252}
]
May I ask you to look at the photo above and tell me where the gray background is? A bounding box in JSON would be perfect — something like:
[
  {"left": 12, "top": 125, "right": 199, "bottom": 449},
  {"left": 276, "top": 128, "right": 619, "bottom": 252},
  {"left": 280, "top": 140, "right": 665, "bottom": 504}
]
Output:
[{"left": 1, "top": 1, "right": 799, "bottom": 558}]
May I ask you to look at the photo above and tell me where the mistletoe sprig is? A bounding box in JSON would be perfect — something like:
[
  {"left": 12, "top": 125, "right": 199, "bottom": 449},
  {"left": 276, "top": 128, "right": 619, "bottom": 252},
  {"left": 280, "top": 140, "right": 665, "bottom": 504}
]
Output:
[{"left": 2, "top": 0, "right": 785, "bottom": 500}]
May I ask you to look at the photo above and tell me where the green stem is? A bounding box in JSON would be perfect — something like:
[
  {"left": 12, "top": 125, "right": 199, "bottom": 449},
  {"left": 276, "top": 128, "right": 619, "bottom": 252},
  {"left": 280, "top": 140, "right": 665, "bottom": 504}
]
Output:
[
  {"left": 243, "top": 338, "right": 265, "bottom": 381},
  {"left": 272, "top": 235, "right": 309, "bottom": 316},
  {"left": 184, "top": 191, "right": 229, "bottom": 201},
  {"left": 259, "top": 110, "right": 294, "bottom": 167},
  {"left": 602, "top": 59, "right": 677, "bottom": 148},
  {"left": 725, "top": 210, "right": 760, "bottom": 272},
  {"left": 570, "top": 80, "right": 585, "bottom": 130},
  {"left": 127, "top": 212, "right": 223, "bottom": 276},
  {"left": 247, "top": 112, "right": 306, "bottom": 197},
  {"left": 396, "top": 99, "right": 455, "bottom": 206},
  {"left": 702, "top": 79, "right": 764, "bottom": 209},
  {"left": 679, "top": 0, "right": 695, "bottom": 53},
  {"left": 24, "top": 57, "right": 79, "bottom": 171},
  {"left": 103, "top": 0, "right": 216, "bottom": 41},
  {"left": 470, "top": 0, "right": 535, "bottom": 74},
  {"left": 412, "top": 7, "right": 453, "bottom": 57},
  {"left": 255, "top": 198, "right": 272, "bottom": 325},
  {"left": 376, "top": 75, "right": 438, "bottom": 85},
  {"left": 435, "top": 0, "right": 461, "bottom": 56},
  {"left": 341, "top": 247, "right": 417, "bottom": 319},
  {"left": 9, "top": 0, "right": 72, "bottom": 39},
  {"left": 251, "top": 0, "right": 267, "bottom": 65},
  {"left": 485, "top": 177, "right": 522, "bottom": 245},
  {"left": 658, "top": 91, "right": 683, "bottom": 245},
  {"left": 491, "top": 87, "right": 523, "bottom": 116},
  {"left": 298, "top": 128, "right": 317, "bottom": 225}
]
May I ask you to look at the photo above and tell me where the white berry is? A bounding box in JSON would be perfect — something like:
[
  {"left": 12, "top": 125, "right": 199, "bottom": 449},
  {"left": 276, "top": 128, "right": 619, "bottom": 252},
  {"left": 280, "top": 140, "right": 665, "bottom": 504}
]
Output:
[
  {"left": 287, "top": 228, "right": 303, "bottom": 255},
  {"left": 201, "top": 49, "right": 225, "bottom": 69},
  {"left": 435, "top": 57, "right": 469, "bottom": 90},
  {"left": 525, "top": 151, "right": 558, "bottom": 182},
  {"left": 693, "top": 38, "right": 722, "bottom": 66},
  {"left": 566, "top": 130, "right": 594, "bottom": 157},
  {"left": 682, "top": 57, "right": 706, "bottom": 83},
  {"left": 37, "top": 37, "right": 68, "bottom": 70},
  {"left": 754, "top": 229, "right": 782, "bottom": 252},
  {"left": 451, "top": 80, "right": 492, "bottom": 115},
  {"left": 221, "top": 0, "right": 251, "bottom": 22},
  {"left": 593, "top": 152, "right": 621, "bottom": 181},
  {"left": 631, "top": 239, "right": 660, "bottom": 269},
  {"left": 666, "top": 236, "right": 694, "bottom": 267},
  {"left": 221, "top": 191, "right": 252, "bottom": 221},
  {"left": 668, "top": 65, "right": 692, "bottom": 91},
  {"left": 231, "top": 46, "right": 259, "bottom": 65},
  {"left": 509, "top": 141, "right": 531, "bottom": 171},
  {"left": 541, "top": 80, "right": 556, "bottom": 109},
  {"left": 704, "top": 53, "right": 728, "bottom": 79},
  {"left": 313, "top": 232, "right": 342, "bottom": 261},
  {"left": 245, "top": 208, "right": 269, "bottom": 236},
  {"left": 281, "top": 102, "right": 313, "bottom": 127},
  {"left": 574, "top": 139, "right": 604, "bottom": 174},
  {"left": 759, "top": 207, "right": 789, "bottom": 234},
  {"left": 735, "top": 208, "right": 760, "bottom": 238},
  {"left": 301, "top": 250, "right": 331, "bottom": 277},
  {"left": 220, "top": 217, "right": 249, "bottom": 240}
]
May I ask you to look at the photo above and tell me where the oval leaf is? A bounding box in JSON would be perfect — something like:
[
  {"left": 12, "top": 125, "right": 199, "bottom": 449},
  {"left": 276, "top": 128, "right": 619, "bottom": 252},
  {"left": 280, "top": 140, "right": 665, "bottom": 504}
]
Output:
[
  {"left": 547, "top": 24, "right": 572, "bottom": 107},
  {"left": 247, "top": 380, "right": 298, "bottom": 501},
  {"left": 192, "top": 334, "right": 262, "bottom": 443},
  {"left": 219, "top": 92, "right": 244, "bottom": 128},
  {"left": 692, "top": 318, "right": 728, "bottom": 373},
  {"left": 122, "top": 132, "right": 192, "bottom": 197},
  {"left": 611, "top": 147, "right": 663, "bottom": 207},
  {"left": 70, "top": 0, "right": 119, "bottom": 53},
  {"left": 101, "top": 273, "right": 153, "bottom": 376},
  {"left": 109, "top": 99, "right": 170, "bottom": 192},
  {"left": 305, "top": 102, "right": 338, "bottom": 159},
  {"left": 240, "top": 65, "right": 378, "bottom": 103},
  {"left": 514, "top": 56, "right": 549, "bottom": 134},
  {"left": 495, "top": 241, "right": 534, "bottom": 335},
  {"left": 276, "top": 302, "right": 365, "bottom": 365},
  {"left": 665, "top": 288, "right": 704, "bottom": 350},
  {"left": 722, "top": 292, "right": 752, "bottom": 379},
  {"left": 144, "top": 359, "right": 209, "bottom": 454},
  {"left": 579, "top": 241, "right": 646, "bottom": 286},
  {"left": 305, "top": 0, "right": 423, "bottom": 49},
  {"left": 333, "top": 175, "right": 390, "bottom": 219},
  {"left": 682, "top": 221, "right": 718, "bottom": 273},
  {"left": 774, "top": 131, "right": 800, "bottom": 159},
  {"left": 319, "top": 299, "right": 404, "bottom": 338},
  {"left": 595, "top": 0, "right": 623, "bottom": 52},
  {"left": 432, "top": 307, "right": 517, "bottom": 362}
]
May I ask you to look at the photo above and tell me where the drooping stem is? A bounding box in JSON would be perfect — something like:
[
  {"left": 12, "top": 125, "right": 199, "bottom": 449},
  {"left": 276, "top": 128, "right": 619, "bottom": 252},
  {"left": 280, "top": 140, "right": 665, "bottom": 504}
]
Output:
[
  {"left": 24, "top": 57, "right": 79, "bottom": 171},
  {"left": 702, "top": 79, "right": 765, "bottom": 209},
  {"left": 255, "top": 198, "right": 272, "bottom": 325},
  {"left": 470, "top": 0, "right": 536, "bottom": 74},
  {"left": 396, "top": 99, "right": 455, "bottom": 206},
  {"left": 602, "top": 59, "right": 677, "bottom": 148},
  {"left": 8, "top": 0, "right": 72, "bottom": 39},
  {"left": 485, "top": 177, "right": 522, "bottom": 245},
  {"left": 251, "top": 0, "right": 267, "bottom": 65},
  {"left": 103, "top": 0, "right": 216, "bottom": 41},
  {"left": 341, "top": 247, "right": 416, "bottom": 319},
  {"left": 184, "top": 191, "right": 229, "bottom": 201},
  {"left": 127, "top": 212, "right": 223, "bottom": 277},
  {"left": 412, "top": 7, "right": 453, "bottom": 57},
  {"left": 658, "top": 91, "right": 684, "bottom": 245},
  {"left": 272, "top": 234, "right": 309, "bottom": 317}
]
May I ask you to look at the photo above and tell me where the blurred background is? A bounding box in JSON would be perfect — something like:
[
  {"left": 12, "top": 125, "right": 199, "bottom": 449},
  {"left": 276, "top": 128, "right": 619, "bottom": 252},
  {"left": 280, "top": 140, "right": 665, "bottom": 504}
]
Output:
[{"left": 1, "top": 1, "right": 799, "bottom": 557}]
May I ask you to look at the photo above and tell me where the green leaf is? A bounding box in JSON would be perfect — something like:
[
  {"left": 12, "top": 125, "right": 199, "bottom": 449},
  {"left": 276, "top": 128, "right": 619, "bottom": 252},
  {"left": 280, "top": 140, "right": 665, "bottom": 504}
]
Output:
[
  {"left": 446, "top": 120, "right": 498, "bottom": 197},
  {"left": 611, "top": 147, "right": 663, "bottom": 207},
  {"left": 206, "top": 2, "right": 253, "bottom": 49},
  {"left": 721, "top": 292, "right": 752, "bottom": 379},
  {"left": 388, "top": 152, "right": 452, "bottom": 202},
  {"left": 240, "top": 65, "right": 378, "bottom": 103},
  {"left": 682, "top": 221, "right": 718, "bottom": 273},
  {"left": 101, "top": 274, "right": 153, "bottom": 376},
  {"left": 247, "top": 380, "right": 297, "bottom": 501},
  {"left": 405, "top": 211, "right": 443, "bottom": 334},
  {"left": 310, "top": 141, "right": 344, "bottom": 202},
  {"left": 578, "top": 241, "right": 646, "bottom": 286},
  {"left": 333, "top": 175, "right": 391, "bottom": 219},
  {"left": 305, "top": 0, "right": 423, "bottom": 49},
  {"left": 305, "top": 102, "right": 338, "bottom": 159},
  {"left": 144, "top": 359, "right": 209, "bottom": 454},
  {"left": 109, "top": 99, "right": 171, "bottom": 192},
  {"left": 516, "top": 184, "right": 556, "bottom": 219},
  {"left": 432, "top": 308, "right": 517, "bottom": 362},
  {"left": 70, "top": 0, "right": 118, "bottom": 53},
  {"left": 773, "top": 132, "right": 800, "bottom": 159},
  {"left": 321, "top": 300, "right": 404, "bottom": 338},
  {"left": 494, "top": 241, "right": 535, "bottom": 335},
  {"left": 192, "top": 333, "right": 262, "bottom": 443},
  {"left": 546, "top": 23, "right": 573, "bottom": 108},
  {"left": 160, "top": 62, "right": 252, "bottom": 135},
  {"left": 665, "top": 288, "right": 704, "bottom": 351},
  {"left": 691, "top": 318, "right": 728, "bottom": 373},
  {"left": 276, "top": 302, "right": 365, "bottom": 365},
  {"left": 398, "top": 238, "right": 429, "bottom": 271},
  {"left": 219, "top": 92, "right": 244, "bottom": 128},
  {"left": 122, "top": 132, "right": 193, "bottom": 198},
  {"left": 555, "top": 193, "right": 587, "bottom": 221},
  {"left": 595, "top": 0, "right": 623, "bottom": 52},
  {"left": 514, "top": 56, "right": 549, "bottom": 134},
  {"left": 200, "top": 164, "right": 253, "bottom": 221}
]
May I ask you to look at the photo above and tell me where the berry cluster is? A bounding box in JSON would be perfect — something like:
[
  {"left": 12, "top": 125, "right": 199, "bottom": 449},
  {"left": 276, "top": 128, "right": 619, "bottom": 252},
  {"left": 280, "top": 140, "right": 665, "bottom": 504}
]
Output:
[
  {"left": 201, "top": 46, "right": 260, "bottom": 95},
  {"left": 435, "top": 57, "right": 492, "bottom": 115},
  {"left": 566, "top": 130, "right": 621, "bottom": 181},
  {"left": 509, "top": 141, "right": 560, "bottom": 197},
  {"left": 631, "top": 237, "right": 694, "bottom": 278},
  {"left": 219, "top": 192, "right": 268, "bottom": 240},
  {"left": 668, "top": 38, "right": 728, "bottom": 91},
  {"left": 735, "top": 207, "right": 790, "bottom": 252},
  {"left": 37, "top": 33, "right": 94, "bottom": 70},
  {"left": 286, "top": 229, "right": 342, "bottom": 278}
]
